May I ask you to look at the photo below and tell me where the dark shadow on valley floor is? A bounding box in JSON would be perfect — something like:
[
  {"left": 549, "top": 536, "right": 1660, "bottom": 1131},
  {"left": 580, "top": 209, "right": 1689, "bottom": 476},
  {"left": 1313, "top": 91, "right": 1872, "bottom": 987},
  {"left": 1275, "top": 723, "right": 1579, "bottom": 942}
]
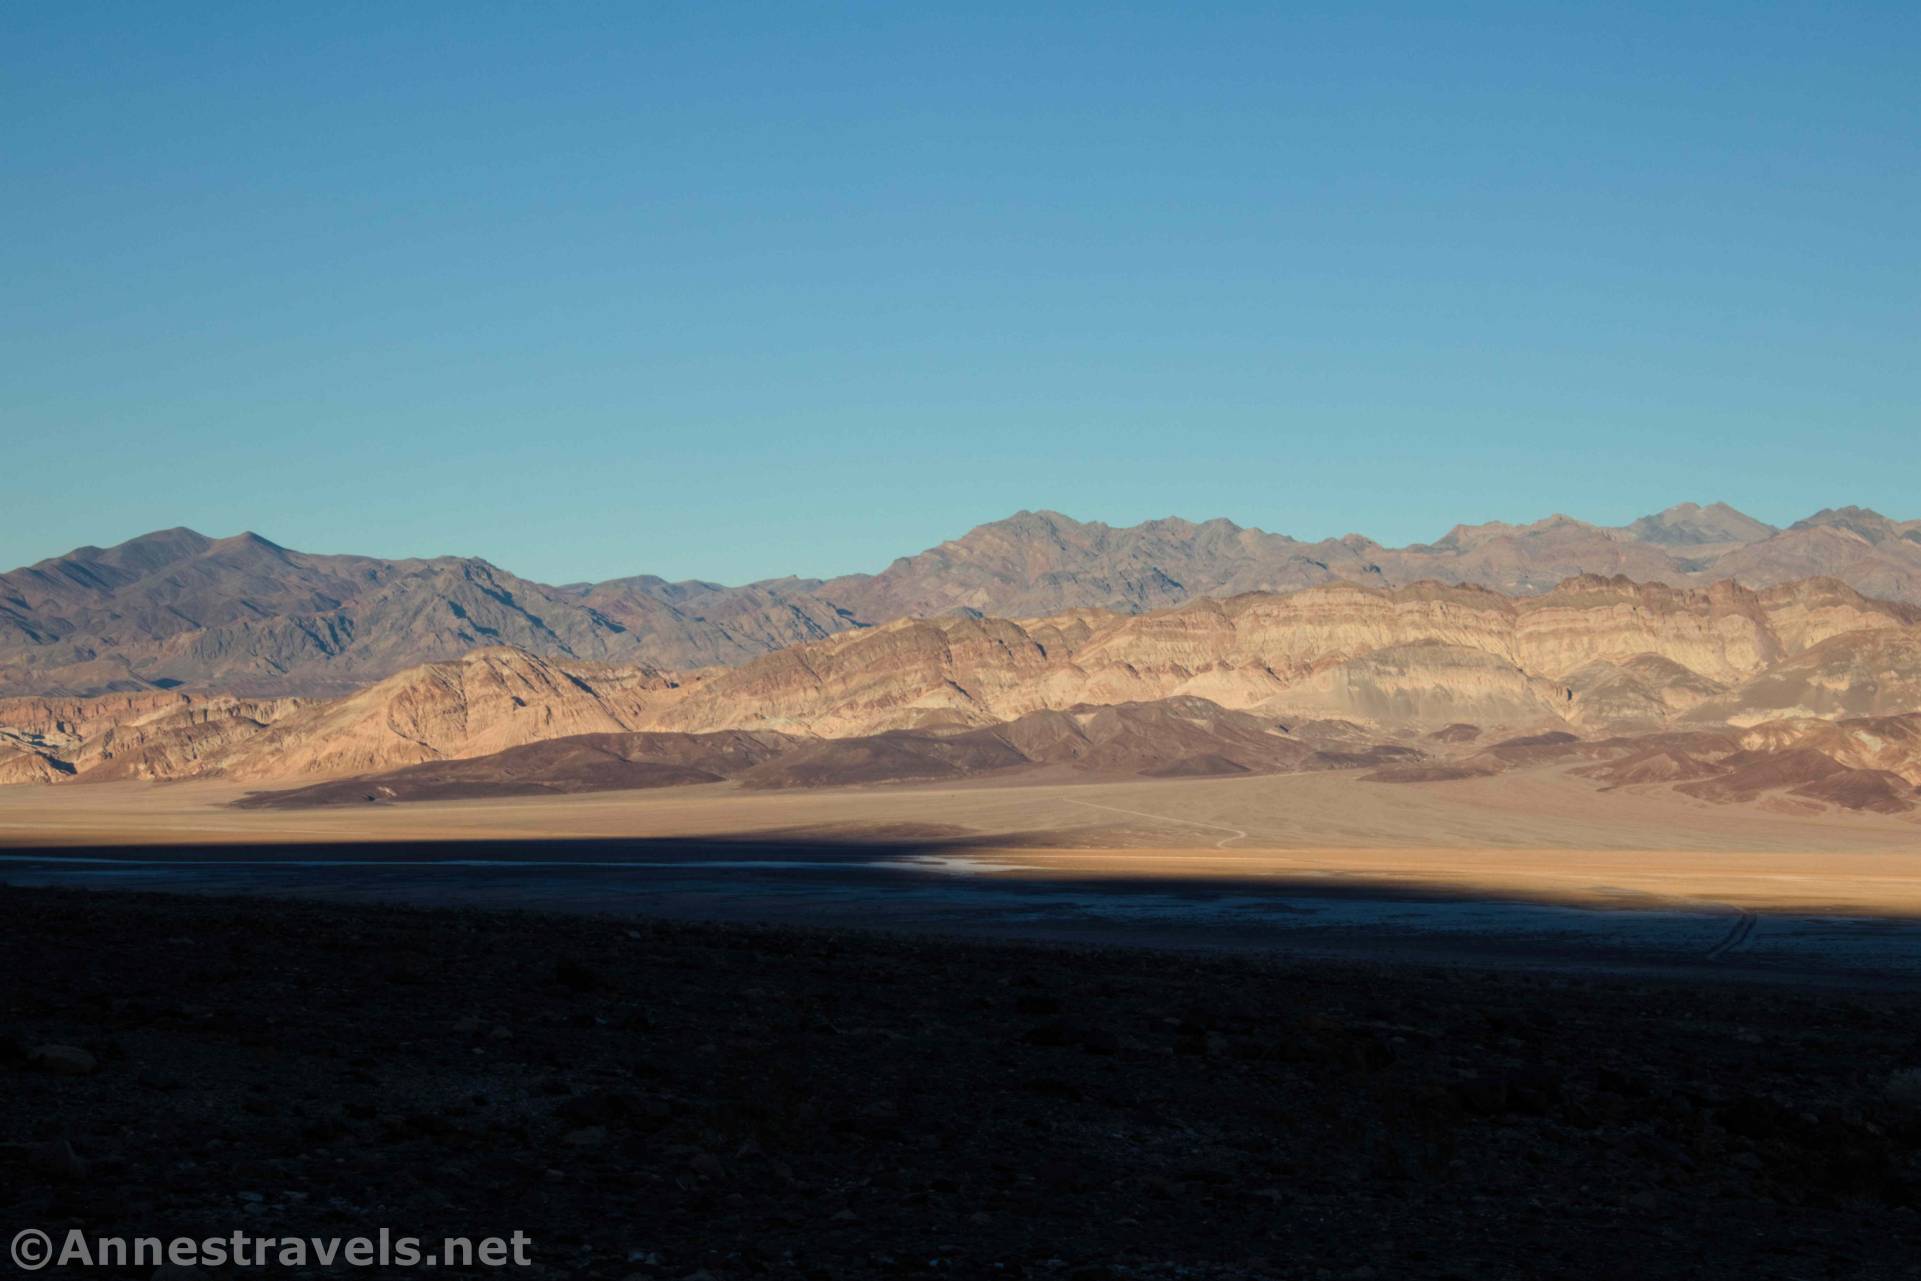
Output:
[{"left": 8, "top": 832, "right": 1921, "bottom": 988}]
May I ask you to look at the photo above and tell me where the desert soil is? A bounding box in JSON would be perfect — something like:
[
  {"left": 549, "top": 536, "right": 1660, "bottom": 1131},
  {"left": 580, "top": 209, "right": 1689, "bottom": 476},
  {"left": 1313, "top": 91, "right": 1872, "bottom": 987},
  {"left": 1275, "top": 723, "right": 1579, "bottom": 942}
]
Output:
[
  {"left": 5, "top": 885, "right": 1921, "bottom": 1280},
  {"left": 5, "top": 767, "right": 1920, "bottom": 918}
]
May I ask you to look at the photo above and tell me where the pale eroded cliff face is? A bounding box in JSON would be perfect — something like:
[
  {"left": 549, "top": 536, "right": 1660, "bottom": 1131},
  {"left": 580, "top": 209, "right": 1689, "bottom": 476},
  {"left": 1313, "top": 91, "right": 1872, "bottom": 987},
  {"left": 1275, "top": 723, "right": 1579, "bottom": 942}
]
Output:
[
  {"left": 6, "top": 575, "right": 1918, "bottom": 785},
  {"left": 647, "top": 575, "right": 1918, "bottom": 739}
]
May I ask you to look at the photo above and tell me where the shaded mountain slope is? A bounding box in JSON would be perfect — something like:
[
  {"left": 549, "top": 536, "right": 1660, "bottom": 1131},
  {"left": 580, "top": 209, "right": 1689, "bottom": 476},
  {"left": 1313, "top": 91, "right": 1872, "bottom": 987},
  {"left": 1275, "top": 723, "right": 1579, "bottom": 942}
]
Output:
[
  {"left": 0, "top": 530, "right": 826, "bottom": 698},
  {"left": 6, "top": 502, "right": 1919, "bottom": 698}
]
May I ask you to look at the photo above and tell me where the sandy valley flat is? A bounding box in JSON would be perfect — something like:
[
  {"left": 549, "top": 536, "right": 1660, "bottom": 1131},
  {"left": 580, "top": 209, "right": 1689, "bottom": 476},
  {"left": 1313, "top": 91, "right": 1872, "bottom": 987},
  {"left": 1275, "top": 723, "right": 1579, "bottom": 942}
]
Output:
[{"left": 7, "top": 763, "right": 1919, "bottom": 918}]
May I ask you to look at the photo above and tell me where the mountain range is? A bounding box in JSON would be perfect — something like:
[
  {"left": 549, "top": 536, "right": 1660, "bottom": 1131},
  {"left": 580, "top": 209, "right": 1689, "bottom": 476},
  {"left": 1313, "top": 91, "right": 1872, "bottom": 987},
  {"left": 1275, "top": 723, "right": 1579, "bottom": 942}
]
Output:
[
  {"left": 6, "top": 502, "right": 1921, "bottom": 699},
  {"left": 5, "top": 571, "right": 1919, "bottom": 800}
]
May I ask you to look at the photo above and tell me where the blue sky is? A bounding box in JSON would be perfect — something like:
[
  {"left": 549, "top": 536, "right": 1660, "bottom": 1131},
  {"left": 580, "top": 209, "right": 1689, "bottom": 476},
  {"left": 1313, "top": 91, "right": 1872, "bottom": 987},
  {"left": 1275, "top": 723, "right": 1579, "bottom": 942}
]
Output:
[{"left": 4, "top": 2, "right": 1916, "bottom": 584}]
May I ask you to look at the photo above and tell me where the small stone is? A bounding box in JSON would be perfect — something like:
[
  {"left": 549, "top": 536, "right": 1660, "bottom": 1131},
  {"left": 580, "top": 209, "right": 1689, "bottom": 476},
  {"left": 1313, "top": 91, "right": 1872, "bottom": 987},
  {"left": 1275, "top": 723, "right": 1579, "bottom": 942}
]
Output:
[
  {"left": 563, "top": 1126, "right": 610, "bottom": 1147},
  {"left": 28, "top": 1044, "right": 97, "bottom": 1076},
  {"left": 688, "top": 1152, "right": 725, "bottom": 1180},
  {"left": 1887, "top": 1067, "right": 1921, "bottom": 1108}
]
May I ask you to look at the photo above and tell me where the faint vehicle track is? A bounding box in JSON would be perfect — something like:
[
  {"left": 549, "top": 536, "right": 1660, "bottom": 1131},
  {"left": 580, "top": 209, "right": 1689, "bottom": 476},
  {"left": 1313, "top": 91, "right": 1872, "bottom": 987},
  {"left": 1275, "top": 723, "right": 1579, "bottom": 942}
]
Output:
[
  {"left": 1062, "top": 797, "right": 1250, "bottom": 848},
  {"left": 1060, "top": 797, "right": 1768, "bottom": 962},
  {"left": 1705, "top": 908, "right": 1758, "bottom": 960}
]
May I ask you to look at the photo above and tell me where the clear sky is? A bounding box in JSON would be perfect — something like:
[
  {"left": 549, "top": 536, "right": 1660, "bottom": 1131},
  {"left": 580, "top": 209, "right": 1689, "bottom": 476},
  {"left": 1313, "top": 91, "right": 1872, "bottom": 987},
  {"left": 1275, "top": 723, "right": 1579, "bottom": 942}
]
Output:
[{"left": 4, "top": 2, "right": 1916, "bottom": 585}]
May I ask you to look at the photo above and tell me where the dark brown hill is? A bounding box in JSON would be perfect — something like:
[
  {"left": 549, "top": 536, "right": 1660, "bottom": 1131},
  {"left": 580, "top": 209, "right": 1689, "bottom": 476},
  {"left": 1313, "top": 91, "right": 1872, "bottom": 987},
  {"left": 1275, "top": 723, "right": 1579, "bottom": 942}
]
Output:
[
  {"left": 233, "top": 697, "right": 1406, "bottom": 805},
  {"left": 234, "top": 729, "right": 796, "bottom": 808},
  {"left": 1356, "top": 713, "right": 1921, "bottom": 815}
]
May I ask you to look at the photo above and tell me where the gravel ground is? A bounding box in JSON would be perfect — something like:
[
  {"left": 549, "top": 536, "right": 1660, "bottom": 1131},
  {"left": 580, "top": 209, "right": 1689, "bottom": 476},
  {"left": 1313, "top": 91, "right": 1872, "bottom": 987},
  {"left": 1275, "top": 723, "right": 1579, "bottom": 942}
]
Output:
[{"left": 4, "top": 885, "right": 1921, "bottom": 1280}]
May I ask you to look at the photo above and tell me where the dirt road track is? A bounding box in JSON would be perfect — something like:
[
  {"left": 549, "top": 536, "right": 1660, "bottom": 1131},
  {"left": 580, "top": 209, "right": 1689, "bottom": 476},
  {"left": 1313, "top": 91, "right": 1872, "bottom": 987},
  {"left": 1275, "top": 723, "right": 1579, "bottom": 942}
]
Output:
[
  {"left": 1706, "top": 908, "right": 1760, "bottom": 960},
  {"left": 1063, "top": 797, "right": 1249, "bottom": 848}
]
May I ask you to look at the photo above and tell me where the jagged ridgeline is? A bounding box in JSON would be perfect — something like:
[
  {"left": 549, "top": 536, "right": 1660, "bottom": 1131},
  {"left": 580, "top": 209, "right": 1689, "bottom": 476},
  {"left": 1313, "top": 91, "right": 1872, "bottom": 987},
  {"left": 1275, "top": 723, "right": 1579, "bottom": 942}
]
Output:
[
  {"left": 3, "top": 571, "right": 1919, "bottom": 816},
  {"left": 4, "top": 504, "right": 1920, "bottom": 698}
]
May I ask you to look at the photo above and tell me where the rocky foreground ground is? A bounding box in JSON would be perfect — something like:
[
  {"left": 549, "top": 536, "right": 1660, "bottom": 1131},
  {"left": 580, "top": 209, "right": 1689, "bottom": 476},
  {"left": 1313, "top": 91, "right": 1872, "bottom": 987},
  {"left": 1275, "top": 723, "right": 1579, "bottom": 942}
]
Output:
[{"left": 5, "top": 887, "right": 1921, "bottom": 1280}]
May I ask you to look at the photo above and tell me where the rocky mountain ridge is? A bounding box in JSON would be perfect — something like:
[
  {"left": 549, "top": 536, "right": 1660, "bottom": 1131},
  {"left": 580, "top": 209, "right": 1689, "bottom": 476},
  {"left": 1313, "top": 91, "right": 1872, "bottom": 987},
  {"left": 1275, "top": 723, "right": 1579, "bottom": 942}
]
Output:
[
  {"left": 5, "top": 573, "right": 1918, "bottom": 792},
  {"left": 6, "top": 502, "right": 1920, "bottom": 698}
]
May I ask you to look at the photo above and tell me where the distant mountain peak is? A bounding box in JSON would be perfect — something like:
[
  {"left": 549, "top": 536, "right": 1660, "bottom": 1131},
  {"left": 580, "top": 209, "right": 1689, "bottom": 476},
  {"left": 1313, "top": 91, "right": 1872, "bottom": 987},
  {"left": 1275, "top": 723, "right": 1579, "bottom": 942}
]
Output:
[
  {"left": 6, "top": 501, "right": 1921, "bottom": 699},
  {"left": 1627, "top": 502, "right": 1774, "bottom": 547},
  {"left": 223, "top": 530, "right": 285, "bottom": 550},
  {"left": 1429, "top": 515, "right": 1589, "bottom": 549},
  {"left": 106, "top": 526, "right": 216, "bottom": 555},
  {"left": 27, "top": 526, "right": 216, "bottom": 578},
  {"left": 205, "top": 531, "right": 292, "bottom": 560},
  {"left": 996, "top": 509, "right": 1082, "bottom": 531},
  {"left": 1791, "top": 506, "right": 1896, "bottom": 540}
]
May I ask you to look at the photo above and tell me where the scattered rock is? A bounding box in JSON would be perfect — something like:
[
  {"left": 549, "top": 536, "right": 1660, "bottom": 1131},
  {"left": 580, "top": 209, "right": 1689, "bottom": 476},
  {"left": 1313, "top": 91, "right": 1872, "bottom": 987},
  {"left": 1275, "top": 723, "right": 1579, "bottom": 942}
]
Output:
[
  {"left": 28, "top": 1044, "right": 97, "bottom": 1076},
  {"left": 1887, "top": 1067, "right": 1921, "bottom": 1110}
]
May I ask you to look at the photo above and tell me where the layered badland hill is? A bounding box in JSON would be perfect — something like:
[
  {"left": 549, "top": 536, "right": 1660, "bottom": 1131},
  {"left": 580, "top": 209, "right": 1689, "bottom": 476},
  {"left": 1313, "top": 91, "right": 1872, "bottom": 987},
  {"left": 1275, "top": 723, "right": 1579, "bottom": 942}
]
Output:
[
  {"left": 7, "top": 502, "right": 1920, "bottom": 698},
  {"left": 6, "top": 574, "right": 1920, "bottom": 817}
]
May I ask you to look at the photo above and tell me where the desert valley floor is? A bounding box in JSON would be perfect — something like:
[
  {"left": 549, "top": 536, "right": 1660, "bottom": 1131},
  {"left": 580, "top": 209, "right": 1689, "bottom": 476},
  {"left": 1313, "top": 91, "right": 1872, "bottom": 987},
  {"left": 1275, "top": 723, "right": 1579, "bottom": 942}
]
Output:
[
  {"left": 8, "top": 762, "right": 1921, "bottom": 985},
  {"left": 8, "top": 763, "right": 1921, "bottom": 1279}
]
